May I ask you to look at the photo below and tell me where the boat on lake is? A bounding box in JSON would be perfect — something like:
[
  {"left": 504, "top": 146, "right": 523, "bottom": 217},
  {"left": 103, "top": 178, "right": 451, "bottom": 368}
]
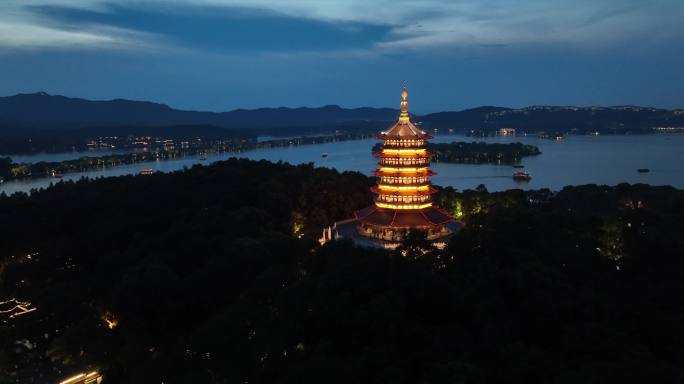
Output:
[
  {"left": 139, "top": 168, "right": 155, "bottom": 175},
  {"left": 51, "top": 171, "right": 64, "bottom": 178},
  {"left": 322, "top": 152, "right": 329, "bottom": 158},
  {"left": 513, "top": 171, "right": 532, "bottom": 181},
  {"left": 539, "top": 132, "right": 565, "bottom": 141},
  {"left": 637, "top": 168, "right": 650, "bottom": 173},
  {"left": 199, "top": 156, "right": 207, "bottom": 161}
]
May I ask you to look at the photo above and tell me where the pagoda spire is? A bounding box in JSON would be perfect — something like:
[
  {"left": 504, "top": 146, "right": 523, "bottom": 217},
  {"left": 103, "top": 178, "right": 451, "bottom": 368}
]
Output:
[{"left": 399, "top": 81, "right": 410, "bottom": 123}]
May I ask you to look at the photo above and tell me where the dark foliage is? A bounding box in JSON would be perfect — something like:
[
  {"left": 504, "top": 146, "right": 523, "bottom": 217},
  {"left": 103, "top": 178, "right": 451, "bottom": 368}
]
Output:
[
  {"left": 1, "top": 159, "right": 683, "bottom": 383},
  {"left": 0, "top": 156, "right": 10, "bottom": 180},
  {"left": 372, "top": 141, "right": 541, "bottom": 165},
  {"left": 430, "top": 141, "right": 540, "bottom": 164}
]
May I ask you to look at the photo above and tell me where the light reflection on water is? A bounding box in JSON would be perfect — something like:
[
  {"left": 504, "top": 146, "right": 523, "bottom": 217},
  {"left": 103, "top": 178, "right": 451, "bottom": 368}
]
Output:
[{"left": 2, "top": 134, "right": 683, "bottom": 195}]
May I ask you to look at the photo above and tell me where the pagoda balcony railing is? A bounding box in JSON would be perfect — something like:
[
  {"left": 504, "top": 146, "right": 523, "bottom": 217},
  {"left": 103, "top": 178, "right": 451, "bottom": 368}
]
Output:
[
  {"left": 378, "top": 176, "right": 430, "bottom": 185},
  {"left": 376, "top": 182, "right": 432, "bottom": 188},
  {"left": 373, "top": 150, "right": 431, "bottom": 159},
  {"left": 371, "top": 185, "right": 437, "bottom": 195},
  {"left": 379, "top": 158, "right": 430, "bottom": 166},
  {"left": 375, "top": 202, "right": 433, "bottom": 210},
  {"left": 376, "top": 194, "right": 432, "bottom": 204},
  {"left": 381, "top": 140, "right": 426, "bottom": 148},
  {"left": 375, "top": 182, "right": 434, "bottom": 189},
  {"left": 373, "top": 167, "right": 436, "bottom": 177}
]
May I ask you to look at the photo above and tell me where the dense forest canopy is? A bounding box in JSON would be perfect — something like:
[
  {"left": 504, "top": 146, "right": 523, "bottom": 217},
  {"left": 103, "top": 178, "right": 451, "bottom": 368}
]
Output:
[
  {"left": 1, "top": 159, "right": 683, "bottom": 383},
  {"left": 430, "top": 142, "right": 541, "bottom": 164}
]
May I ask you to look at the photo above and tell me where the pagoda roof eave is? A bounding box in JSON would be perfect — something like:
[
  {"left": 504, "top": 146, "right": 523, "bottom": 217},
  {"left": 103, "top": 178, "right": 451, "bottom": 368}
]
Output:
[
  {"left": 377, "top": 133, "right": 433, "bottom": 140},
  {"left": 377, "top": 121, "right": 432, "bottom": 140},
  {"left": 373, "top": 169, "right": 436, "bottom": 176},
  {"left": 375, "top": 181, "right": 434, "bottom": 187},
  {"left": 373, "top": 151, "right": 431, "bottom": 159},
  {"left": 354, "top": 205, "right": 454, "bottom": 228}
]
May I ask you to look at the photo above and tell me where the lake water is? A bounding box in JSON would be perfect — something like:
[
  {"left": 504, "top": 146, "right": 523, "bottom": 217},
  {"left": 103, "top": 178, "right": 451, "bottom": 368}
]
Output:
[
  {"left": 2, "top": 134, "right": 683, "bottom": 195},
  {"left": 6, "top": 148, "right": 127, "bottom": 163}
]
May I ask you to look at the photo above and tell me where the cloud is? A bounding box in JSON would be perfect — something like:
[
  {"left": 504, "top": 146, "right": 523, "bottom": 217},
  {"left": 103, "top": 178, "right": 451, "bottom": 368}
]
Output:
[
  {"left": 0, "top": 23, "right": 158, "bottom": 52},
  {"left": 176, "top": 0, "right": 684, "bottom": 48},
  {"left": 0, "top": 1, "right": 159, "bottom": 51},
  {"left": 0, "top": 0, "right": 682, "bottom": 52}
]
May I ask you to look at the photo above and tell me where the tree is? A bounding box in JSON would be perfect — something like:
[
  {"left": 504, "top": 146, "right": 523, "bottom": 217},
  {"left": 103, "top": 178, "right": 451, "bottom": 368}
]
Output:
[
  {"left": 397, "top": 229, "right": 433, "bottom": 259},
  {"left": 0, "top": 157, "right": 11, "bottom": 179}
]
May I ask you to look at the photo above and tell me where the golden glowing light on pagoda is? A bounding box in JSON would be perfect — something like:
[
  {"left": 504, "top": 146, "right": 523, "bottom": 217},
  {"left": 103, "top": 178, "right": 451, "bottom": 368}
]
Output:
[
  {"left": 377, "top": 185, "right": 430, "bottom": 192},
  {"left": 375, "top": 202, "right": 434, "bottom": 210},
  {"left": 371, "top": 84, "right": 435, "bottom": 209},
  {"left": 351, "top": 81, "right": 455, "bottom": 246}
]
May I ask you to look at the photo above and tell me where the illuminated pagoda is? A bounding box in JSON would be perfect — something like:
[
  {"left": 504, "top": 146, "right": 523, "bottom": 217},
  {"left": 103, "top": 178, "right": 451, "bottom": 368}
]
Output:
[{"left": 322, "top": 83, "right": 459, "bottom": 249}]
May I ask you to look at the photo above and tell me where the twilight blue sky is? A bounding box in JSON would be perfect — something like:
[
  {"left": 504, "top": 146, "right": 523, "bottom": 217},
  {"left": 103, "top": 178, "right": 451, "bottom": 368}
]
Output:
[{"left": 1, "top": 0, "right": 683, "bottom": 113}]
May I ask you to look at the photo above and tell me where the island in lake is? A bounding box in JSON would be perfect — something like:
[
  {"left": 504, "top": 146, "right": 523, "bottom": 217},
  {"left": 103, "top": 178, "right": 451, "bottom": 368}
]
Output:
[
  {"left": 429, "top": 141, "right": 541, "bottom": 164},
  {"left": 372, "top": 141, "right": 541, "bottom": 166},
  {"left": 1, "top": 137, "right": 541, "bottom": 182}
]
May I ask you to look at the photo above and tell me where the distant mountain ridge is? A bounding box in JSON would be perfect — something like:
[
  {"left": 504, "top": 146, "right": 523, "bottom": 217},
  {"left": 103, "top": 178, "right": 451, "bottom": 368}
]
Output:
[
  {"left": 1, "top": 92, "right": 682, "bottom": 133},
  {"left": 0, "top": 92, "right": 398, "bottom": 130}
]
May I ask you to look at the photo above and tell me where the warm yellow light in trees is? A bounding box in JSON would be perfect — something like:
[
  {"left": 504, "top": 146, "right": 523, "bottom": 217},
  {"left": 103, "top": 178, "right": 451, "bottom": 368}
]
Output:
[
  {"left": 453, "top": 200, "right": 464, "bottom": 218},
  {"left": 101, "top": 312, "right": 118, "bottom": 330}
]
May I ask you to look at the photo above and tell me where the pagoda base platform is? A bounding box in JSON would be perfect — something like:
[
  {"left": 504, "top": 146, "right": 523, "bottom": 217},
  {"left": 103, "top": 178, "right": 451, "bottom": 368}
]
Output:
[{"left": 326, "top": 218, "right": 463, "bottom": 250}]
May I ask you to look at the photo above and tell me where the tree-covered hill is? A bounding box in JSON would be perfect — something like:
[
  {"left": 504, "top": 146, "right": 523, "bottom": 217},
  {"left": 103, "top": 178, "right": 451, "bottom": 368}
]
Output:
[
  {"left": 1, "top": 159, "right": 683, "bottom": 383},
  {"left": 1, "top": 93, "right": 682, "bottom": 141}
]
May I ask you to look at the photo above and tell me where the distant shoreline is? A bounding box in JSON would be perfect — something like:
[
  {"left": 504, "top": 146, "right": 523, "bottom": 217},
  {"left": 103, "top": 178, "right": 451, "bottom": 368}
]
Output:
[
  {"left": 2, "top": 128, "right": 682, "bottom": 157},
  {"left": 4, "top": 129, "right": 684, "bottom": 183},
  {"left": 2, "top": 92, "right": 683, "bottom": 155},
  {"left": 0, "top": 133, "right": 376, "bottom": 182}
]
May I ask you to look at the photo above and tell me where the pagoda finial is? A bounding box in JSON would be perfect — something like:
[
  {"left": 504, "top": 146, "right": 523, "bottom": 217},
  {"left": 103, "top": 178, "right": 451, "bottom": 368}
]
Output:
[{"left": 399, "top": 81, "right": 410, "bottom": 123}]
